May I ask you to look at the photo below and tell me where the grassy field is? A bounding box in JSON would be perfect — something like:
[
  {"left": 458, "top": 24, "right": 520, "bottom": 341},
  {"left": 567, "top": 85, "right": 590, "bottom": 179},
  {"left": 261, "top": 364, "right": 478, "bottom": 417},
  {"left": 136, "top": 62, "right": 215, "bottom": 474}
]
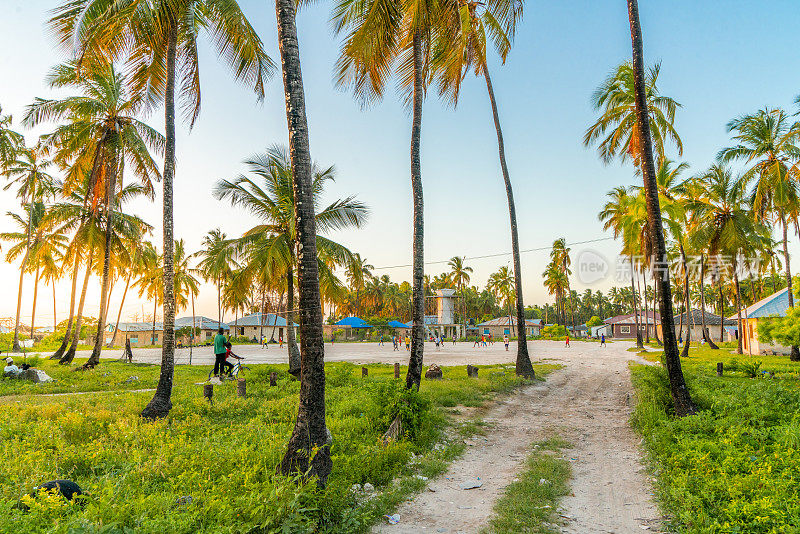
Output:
[
  {"left": 630, "top": 345, "right": 800, "bottom": 533},
  {"left": 0, "top": 358, "right": 558, "bottom": 534},
  {"left": 485, "top": 437, "right": 571, "bottom": 534}
]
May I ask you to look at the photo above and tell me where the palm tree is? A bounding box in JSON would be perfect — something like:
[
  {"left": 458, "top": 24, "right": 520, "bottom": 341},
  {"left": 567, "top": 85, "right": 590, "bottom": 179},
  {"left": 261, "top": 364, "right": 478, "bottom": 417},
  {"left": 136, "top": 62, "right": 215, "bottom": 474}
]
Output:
[
  {"left": 4, "top": 144, "right": 55, "bottom": 350},
  {"left": 448, "top": 256, "right": 472, "bottom": 339},
  {"left": 0, "top": 104, "right": 23, "bottom": 167},
  {"left": 214, "top": 146, "right": 368, "bottom": 376},
  {"left": 718, "top": 108, "right": 800, "bottom": 361},
  {"left": 433, "top": 0, "right": 533, "bottom": 376},
  {"left": 108, "top": 237, "right": 150, "bottom": 347},
  {"left": 625, "top": 0, "right": 695, "bottom": 416},
  {"left": 551, "top": 239, "right": 577, "bottom": 335},
  {"left": 346, "top": 253, "right": 374, "bottom": 317},
  {"left": 194, "top": 229, "right": 235, "bottom": 325},
  {"left": 25, "top": 61, "right": 163, "bottom": 366},
  {"left": 333, "top": 0, "right": 458, "bottom": 391},
  {"left": 0, "top": 203, "right": 66, "bottom": 344},
  {"left": 598, "top": 186, "right": 645, "bottom": 348},
  {"left": 691, "top": 166, "right": 769, "bottom": 355},
  {"left": 51, "top": 0, "right": 274, "bottom": 419},
  {"left": 583, "top": 61, "right": 682, "bottom": 167},
  {"left": 134, "top": 242, "right": 163, "bottom": 346}
]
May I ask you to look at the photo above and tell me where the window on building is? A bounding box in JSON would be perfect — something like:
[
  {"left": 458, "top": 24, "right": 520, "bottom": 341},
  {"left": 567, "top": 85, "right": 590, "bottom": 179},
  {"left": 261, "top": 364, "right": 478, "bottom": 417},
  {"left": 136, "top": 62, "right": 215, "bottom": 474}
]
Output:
[
  {"left": 130, "top": 337, "right": 138, "bottom": 343},
  {"left": 620, "top": 326, "right": 631, "bottom": 334},
  {"left": 483, "top": 328, "right": 490, "bottom": 335},
  {"left": 504, "top": 328, "right": 510, "bottom": 335}
]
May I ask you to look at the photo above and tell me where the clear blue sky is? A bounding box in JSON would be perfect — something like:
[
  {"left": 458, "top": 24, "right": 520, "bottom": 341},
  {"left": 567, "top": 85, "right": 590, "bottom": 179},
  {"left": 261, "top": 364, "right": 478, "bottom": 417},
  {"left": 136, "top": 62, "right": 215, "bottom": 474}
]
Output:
[{"left": 2, "top": 0, "right": 800, "bottom": 323}]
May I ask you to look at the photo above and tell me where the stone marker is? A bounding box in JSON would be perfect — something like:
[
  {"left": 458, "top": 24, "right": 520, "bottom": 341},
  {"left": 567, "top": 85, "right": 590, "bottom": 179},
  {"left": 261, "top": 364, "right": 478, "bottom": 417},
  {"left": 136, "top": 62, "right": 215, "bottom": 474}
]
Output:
[
  {"left": 717, "top": 362, "right": 723, "bottom": 377},
  {"left": 394, "top": 362, "right": 400, "bottom": 378},
  {"left": 467, "top": 365, "right": 478, "bottom": 378},
  {"left": 270, "top": 372, "right": 277, "bottom": 387},
  {"left": 237, "top": 378, "right": 246, "bottom": 398},
  {"left": 362, "top": 367, "right": 368, "bottom": 377},
  {"left": 203, "top": 383, "right": 213, "bottom": 404}
]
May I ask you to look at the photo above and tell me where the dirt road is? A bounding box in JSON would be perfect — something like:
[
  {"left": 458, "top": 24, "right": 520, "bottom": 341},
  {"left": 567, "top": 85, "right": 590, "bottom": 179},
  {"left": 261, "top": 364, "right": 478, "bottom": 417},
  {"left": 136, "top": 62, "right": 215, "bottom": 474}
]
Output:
[{"left": 373, "top": 340, "right": 664, "bottom": 534}]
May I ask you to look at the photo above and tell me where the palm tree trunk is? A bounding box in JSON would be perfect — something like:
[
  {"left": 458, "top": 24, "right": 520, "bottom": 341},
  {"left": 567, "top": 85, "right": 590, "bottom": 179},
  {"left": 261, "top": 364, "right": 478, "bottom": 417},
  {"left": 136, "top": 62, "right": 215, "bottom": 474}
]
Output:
[
  {"left": 151, "top": 300, "right": 157, "bottom": 344},
  {"left": 142, "top": 22, "right": 177, "bottom": 420},
  {"left": 781, "top": 217, "right": 800, "bottom": 360},
  {"left": 52, "top": 251, "right": 80, "bottom": 359},
  {"left": 286, "top": 263, "right": 301, "bottom": 376},
  {"left": 639, "top": 270, "right": 649, "bottom": 343},
  {"left": 61, "top": 247, "right": 94, "bottom": 365},
  {"left": 30, "top": 264, "right": 40, "bottom": 342},
  {"left": 482, "top": 62, "right": 534, "bottom": 377},
  {"left": 627, "top": 0, "right": 695, "bottom": 416},
  {"left": 217, "top": 276, "right": 221, "bottom": 325},
  {"left": 188, "top": 290, "right": 195, "bottom": 363},
  {"left": 718, "top": 278, "right": 725, "bottom": 342},
  {"left": 733, "top": 262, "right": 743, "bottom": 355},
  {"left": 652, "top": 271, "right": 662, "bottom": 345},
  {"left": 12, "top": 249, "right": 29, "bottom": 353},
  {"left": 88, "top": 156, "right": 117, "bottom": 367},
  {"left": 275, "top": 0, "right": 332, "bottom": 484},
  {"left": 52, "top": 280, "right": 57, "bottom": 335},
  {"left": 405, "top": 31, "right": 426, "bottom": 391},
  {"left": 630, "top": 257, "right": 643, "bottom": 347},
  {"left": 699, "top": 255, "right": 718, "bottom": 349},
  {"left": 109, "top": 272, "right": 132, "bottom": 347}
]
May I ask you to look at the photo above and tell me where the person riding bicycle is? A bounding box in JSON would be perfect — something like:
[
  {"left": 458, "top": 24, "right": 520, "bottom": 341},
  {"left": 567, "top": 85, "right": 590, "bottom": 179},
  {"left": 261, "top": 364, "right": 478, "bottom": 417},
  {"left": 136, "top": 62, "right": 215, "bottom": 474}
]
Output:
[{"left": 221, "top": 342, "right": 243, "bottom": 377}]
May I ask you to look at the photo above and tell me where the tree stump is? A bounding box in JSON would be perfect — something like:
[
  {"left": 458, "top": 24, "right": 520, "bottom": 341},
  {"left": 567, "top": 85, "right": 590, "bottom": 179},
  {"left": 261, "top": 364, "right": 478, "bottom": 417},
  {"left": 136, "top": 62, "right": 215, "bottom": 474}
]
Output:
[
  {"left": 425, "top": 364, "right": 443, "bottom": 380},
  {"left": 394, "top": 362, "right": 400, "bottom": 378},
  {"left": 467, "top": 365, "right": 478, "bottom": 378},
  {"left": 381, "top": 415, "right": 402, "bottom": 445},
  {"left": 269, "top": 372, "right": 277, "bottom": 387},
  {"left": 362, "top": 367, "right": 368, "bottom": 378},
  {"left": 203, "top": 383, "right": 213, "bottom": 404},
  {"left": 717, "top": 362, "right": 723, "bottom": 377},
  {"left": 237, "top": 378, "right": 246, "bottom": 398}
]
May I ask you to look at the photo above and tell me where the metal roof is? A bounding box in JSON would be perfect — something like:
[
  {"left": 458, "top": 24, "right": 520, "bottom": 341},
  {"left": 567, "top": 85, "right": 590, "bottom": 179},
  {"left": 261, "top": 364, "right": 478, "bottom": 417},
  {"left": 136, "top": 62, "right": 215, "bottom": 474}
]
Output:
[
  {"left": 234, "top": 312, "right": 298, "bottom": 327},
  {"left": 477, "top": 317, "right": 544, "bottom": 327},
  {"left": 174, "top": 316, "right": 229, "bottom": 330},
  {"left": 674, "top": 308, "right": 735, "bottom": 326},
  {"left": 728, "top": 288, "right": 790, "bottom": 320}
]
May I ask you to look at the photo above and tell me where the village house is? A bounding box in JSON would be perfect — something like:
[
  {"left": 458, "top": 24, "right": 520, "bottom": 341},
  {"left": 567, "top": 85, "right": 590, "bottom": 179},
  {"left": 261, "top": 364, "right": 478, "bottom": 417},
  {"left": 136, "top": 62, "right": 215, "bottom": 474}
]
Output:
[
  {"left": 476, "top": 316, "right": 543, "bottom": 339},
  {"left": 603, "top": 311, "right": 660, "bottom": 339},
  {"left": 233, "top": 312, "right": 297, "bottom": 342},
  {"left": 173, "top": 316, "right": 229, "bottom": 345},
  {"left": 728, "top": 288, "right": 791, "bottom": 356},
  {"left": 668, "top": 308, "right": 735, "bottom": 343}
]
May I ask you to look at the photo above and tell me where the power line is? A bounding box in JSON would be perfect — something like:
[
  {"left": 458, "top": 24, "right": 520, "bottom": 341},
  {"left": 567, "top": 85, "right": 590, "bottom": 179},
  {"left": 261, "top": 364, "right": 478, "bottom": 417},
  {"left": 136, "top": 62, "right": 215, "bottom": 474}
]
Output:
[{"left": 371, "top": 236, "right": 615, "bottom": 271}]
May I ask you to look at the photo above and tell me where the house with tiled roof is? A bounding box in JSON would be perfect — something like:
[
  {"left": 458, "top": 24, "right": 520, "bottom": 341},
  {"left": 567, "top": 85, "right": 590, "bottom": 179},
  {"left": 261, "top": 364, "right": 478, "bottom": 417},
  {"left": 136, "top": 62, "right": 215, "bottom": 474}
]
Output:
[
  {"left": 667, "top": 309, "right": 736, "bottom": 343},
  {"left": 232, "top": 312, "right": 297, "bottom": 342}
]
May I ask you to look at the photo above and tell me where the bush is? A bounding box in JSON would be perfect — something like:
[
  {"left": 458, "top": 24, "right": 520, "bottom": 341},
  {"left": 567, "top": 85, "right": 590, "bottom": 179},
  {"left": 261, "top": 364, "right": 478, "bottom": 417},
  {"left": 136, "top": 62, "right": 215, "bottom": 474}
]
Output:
[{"left": 631, "top": 354, "right": 800, "bottom": 532}]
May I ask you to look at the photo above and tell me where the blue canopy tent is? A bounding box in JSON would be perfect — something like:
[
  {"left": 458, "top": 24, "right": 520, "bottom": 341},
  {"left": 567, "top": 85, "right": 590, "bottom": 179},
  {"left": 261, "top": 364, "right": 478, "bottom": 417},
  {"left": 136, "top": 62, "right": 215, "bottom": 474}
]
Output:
[
  {"left": 387, "top": 320, "right": 409, "bottom": 329},
  {"left": 335, "top": 316, "right": 373, "bottom": 328}
]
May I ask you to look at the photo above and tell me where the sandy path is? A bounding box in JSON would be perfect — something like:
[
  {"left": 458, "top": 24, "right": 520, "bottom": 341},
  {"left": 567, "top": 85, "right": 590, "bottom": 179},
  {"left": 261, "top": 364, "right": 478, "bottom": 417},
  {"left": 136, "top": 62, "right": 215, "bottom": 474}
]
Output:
[{"left": 373, "top": 341, "right": 664, "bottom": 534}]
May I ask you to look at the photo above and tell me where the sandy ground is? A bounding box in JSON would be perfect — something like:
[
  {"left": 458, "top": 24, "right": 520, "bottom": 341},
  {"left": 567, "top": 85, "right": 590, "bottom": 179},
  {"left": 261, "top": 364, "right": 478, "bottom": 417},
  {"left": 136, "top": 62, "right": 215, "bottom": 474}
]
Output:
[
  {"left": 62, "top": 339, "right": 551, "bottom": 367},
  {"left": 373, "top": 340, "right": 665, "bottom": 534}
]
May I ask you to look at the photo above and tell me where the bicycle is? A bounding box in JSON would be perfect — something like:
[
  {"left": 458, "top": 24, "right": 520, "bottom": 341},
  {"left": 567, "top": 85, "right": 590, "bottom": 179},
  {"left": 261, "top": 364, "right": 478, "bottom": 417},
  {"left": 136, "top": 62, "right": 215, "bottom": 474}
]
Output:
[{"left": 208, "top": 357, "right": 250, "bottom": 382}]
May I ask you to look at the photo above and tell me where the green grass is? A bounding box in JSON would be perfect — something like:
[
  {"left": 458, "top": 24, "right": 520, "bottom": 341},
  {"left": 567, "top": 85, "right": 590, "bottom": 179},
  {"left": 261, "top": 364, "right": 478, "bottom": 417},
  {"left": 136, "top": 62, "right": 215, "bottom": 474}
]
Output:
[
  {"left": 0, "top": 359, "right": 558, "bottom": 533},
  {"left": 630, "top": 345, "right": 800, "bottom": 533},
  {"left": 485, "top": 437, "right": 571, "bottom": 534}
]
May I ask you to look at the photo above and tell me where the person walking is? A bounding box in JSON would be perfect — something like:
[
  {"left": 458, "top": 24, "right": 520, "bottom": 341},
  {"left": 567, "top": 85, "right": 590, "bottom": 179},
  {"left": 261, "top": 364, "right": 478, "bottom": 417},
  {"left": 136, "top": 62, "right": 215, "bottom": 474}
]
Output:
[
  {"left": 503, "top": 334, "right": 509, "bottom": 351},
  {"left": 212, "top": 327, "right": 227, "bottom": 378},
  {"left": 565, "top": 333, "right": 570, "bottom": 348},
  {"left": 452, "top": 332, "right": 457, "bottom": 345},
  {"left": 600, "top": 333, "right": 606, "bottom": 347},
  {"left": 279, "top": 334, "right": 284, "bottom": 349},
  {"left": 379, "top": 334, "right": 384, "bottom": 346},
  {"left": 405, "top": 334, "right": 411, "bottom": 351}
]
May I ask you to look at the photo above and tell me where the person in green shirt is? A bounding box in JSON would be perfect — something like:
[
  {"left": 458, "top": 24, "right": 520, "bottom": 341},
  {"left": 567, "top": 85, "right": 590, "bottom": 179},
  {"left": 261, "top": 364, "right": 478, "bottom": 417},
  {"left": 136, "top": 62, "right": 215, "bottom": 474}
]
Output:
[{"left": 212, "top": 328, "right": 227, "bottom": 377}]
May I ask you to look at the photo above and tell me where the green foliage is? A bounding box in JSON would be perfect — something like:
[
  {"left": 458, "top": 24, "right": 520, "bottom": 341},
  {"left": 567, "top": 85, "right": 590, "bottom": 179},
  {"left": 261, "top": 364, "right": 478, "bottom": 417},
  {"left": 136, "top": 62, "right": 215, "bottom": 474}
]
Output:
[
  {"left": 0, "top": 359, "right": 556, "bottom": 533},
  {"left": 630, "top": 348, "right": 800, "bottom": 533},
  {"left": 758, "top": 309, "right": 800, "bottom": 348},
  {"left": 541, "top": 324, "right": 567, "bottom": 339},
  {"left": 586, "top": 315, "right": 603, "bottom": 327},
  {"left": 487, "top": 437, "right": 572, "bottom": 533},
  {"left": 377, "top": 383, "right": 431, "bottom": 440}
]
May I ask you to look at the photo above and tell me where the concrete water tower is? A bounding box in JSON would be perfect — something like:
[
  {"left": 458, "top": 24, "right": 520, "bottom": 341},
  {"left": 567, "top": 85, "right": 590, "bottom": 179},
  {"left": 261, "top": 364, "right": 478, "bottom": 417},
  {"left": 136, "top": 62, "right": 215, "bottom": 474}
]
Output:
[{"left": 436, "top": 289, "right": 457, "bottom": 325}]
